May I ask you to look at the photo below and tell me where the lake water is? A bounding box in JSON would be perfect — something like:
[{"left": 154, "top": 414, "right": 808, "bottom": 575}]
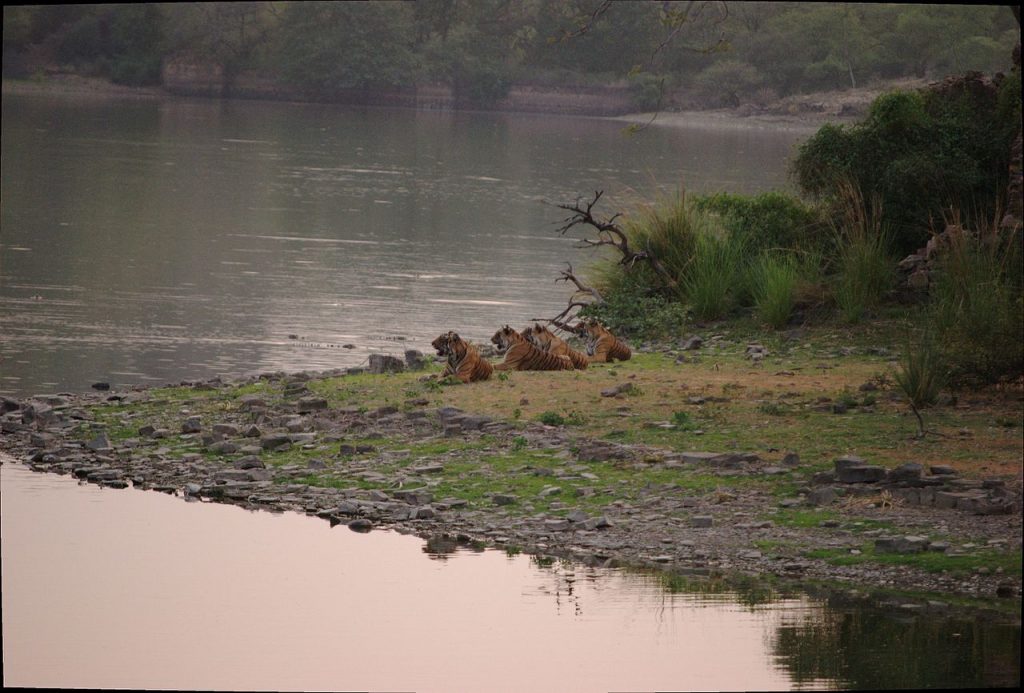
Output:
[
  {"left": 1, "top": 93, "right": 808, "bottom": 398},
  {"left": 2, "top": 461, "right": 1018, "bottom": 692},
  {"left": 5, "top": 94, "right": 1019, "bottom": 692}
]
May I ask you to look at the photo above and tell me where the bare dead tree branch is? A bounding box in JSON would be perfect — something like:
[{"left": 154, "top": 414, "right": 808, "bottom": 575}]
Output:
[
  {"left": 551, "top": 191, "right": 678, "bottom": 290},
  {"left": 556, "top": 262, "right": 604, "bottom": 303},
  {"left": 555, "top": 0, "right": 614, "bottom": 42}
]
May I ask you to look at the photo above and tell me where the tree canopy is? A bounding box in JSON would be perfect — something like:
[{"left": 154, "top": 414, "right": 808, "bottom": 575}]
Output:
[{"left": 4, "top": 2, "right": 1018, "bottom": 100}]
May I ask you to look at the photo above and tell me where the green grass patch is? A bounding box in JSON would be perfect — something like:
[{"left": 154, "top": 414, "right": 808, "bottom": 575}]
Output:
[{"left": 805, "top": 545, "right": 1022, "bottom": 576}]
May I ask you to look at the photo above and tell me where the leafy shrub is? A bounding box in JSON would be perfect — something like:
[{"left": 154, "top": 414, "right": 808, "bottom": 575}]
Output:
[
  {"left": 693, "top": 59, "right": 765, "bottom": 107},
  {"left": 578, "top": 272, "right": 688, "bottom": 340},
  {"left": 792, "top": 82, "right": 1018, "bottom": 255},
  {"left": 690, "top": 191, "right": 826, "bottom": 252}
]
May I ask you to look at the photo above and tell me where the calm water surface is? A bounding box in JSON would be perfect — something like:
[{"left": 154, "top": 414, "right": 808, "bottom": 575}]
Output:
[
  {"left": 2, "top": 93, "right": 808, "bottom": 397},
  {"left": 2, "top": 462, "right": 1019, "bottom": 692}
]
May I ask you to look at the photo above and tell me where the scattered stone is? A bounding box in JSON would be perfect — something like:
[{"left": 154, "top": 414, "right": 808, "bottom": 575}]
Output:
[
  {"left": 368, "top": 354, "right": 405, "bottom": 374},
  {"left": 91, "top": 382, "right": 110, "bottom": 391},
  {"left": 834, "top": 456, "right": 887, "bottom": 484},
  {"left": 889, "top": 462, "right": 924, "bottom": 482},
  {"left": 691, "top": 516, "right": 714, "bottom": 528},
  {"left": 404, "top": 349, "right": 428, "bottom": 370},
  {"left": 492, "top": 494, "right": 517, "bottom": 506},
  {"left": 234, "top": 455, "right": 265, "bottom": 470},
  {"left": 566, "top": 509, "right": 589, "bottom": 523},
  {"left": 297, "top": 397, "right": 328, "bottom": 414},
  {"left": 207, "top": 441, "right": 238, "bottom": 455},
  {"left": 212, "top": 423, "right": 240, "bottom": 437},
  {"left": 807, "top": 487, "right": 836, "bottom": 506},
  {"left": 259, "top": 434, "right": 290, "bottom": 451},
  {"left": 181, "top": 417, "right": 202, "bottom": 434},
  {"left": 681, "top": 336, "right": 703, "bottom": 350},
  {"left": 85, "top": 432, "right": 111, "bottom": 451},
  {"left": 583, "top": 516, "right": 611, "bottom": 530},
  {"left": 347, "top": 519, "right": 373, "bottom": 532}
]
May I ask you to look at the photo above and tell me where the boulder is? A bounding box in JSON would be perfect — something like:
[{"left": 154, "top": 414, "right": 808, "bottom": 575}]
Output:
[{"left": 368, "top": 354, "right": 405, "bottom": 374}]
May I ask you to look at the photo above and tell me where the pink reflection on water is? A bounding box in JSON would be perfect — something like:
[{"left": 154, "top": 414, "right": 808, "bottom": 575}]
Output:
[{"left": 1, "top": 462, "right": 805, "bottom": 692}]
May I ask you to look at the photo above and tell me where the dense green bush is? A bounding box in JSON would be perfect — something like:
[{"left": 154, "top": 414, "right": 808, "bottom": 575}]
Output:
[
  {"left": 792, "top": 78, "right": 1019, "bottom": 255},
  {"left": 578, "top": 272, "right": 688, "bottom": 340},
  {"left": 690, "top": 191, "right": 826, "bottom": 252}
]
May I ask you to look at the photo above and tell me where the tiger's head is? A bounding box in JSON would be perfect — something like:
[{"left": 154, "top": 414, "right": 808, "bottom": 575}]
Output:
[
  {"left": 580, "top": 318, "right": 608, "bottom": 340},
  {"left": 521, "top": 323, "right": 543, "bottom": 349},
  {"left": 431, "top": 331, "right": 464, "bottom": 359},
  {"left": 528, "top": 323, "right": 556, "bottom": 350},
  {"left": 490, "top": 325, "right": 519, "bottom": 354}
]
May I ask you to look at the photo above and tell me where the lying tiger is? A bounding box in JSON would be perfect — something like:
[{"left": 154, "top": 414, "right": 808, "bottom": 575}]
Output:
[
  {"left": 491, "top": 325, "right": 574, "bottom": 371},
  {"left": 578, "top": 318, "right": 632, "bottom": 363},
  {"left": 523, "top": 323, "right": 589, "bottom": 370},
  {"left": 431, "top": 331, "right": 493, "bottom": 383}
]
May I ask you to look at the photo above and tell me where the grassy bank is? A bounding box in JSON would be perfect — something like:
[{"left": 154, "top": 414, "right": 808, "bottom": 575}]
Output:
[{"left": 60, "top": 315, "right": 1020, "bottom": 598}]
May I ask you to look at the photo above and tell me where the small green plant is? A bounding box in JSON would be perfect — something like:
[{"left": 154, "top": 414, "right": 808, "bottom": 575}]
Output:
[
  {"left": 672, "top": 410, "right": 698, "bottom": 429},
  {"left": 498, "top": 372, "right": 510, "bottom": 382},
  {"left": 893, "top": 331, "right": 948, "bottom": 438},
  {"left": 512, "top": 435, "right": 527, "bottom": 451},
  {"left": 757, "top": 402, "right": 786, "bottom": 416},
  {"left": 537, "top": 411, "right": 566, "bottom": 426},
  {"left": 836, "top": 387, "right": 858, "bottom": 409},
  {"left": 512, "top": 408, "right": 522, "bottom": 420}
]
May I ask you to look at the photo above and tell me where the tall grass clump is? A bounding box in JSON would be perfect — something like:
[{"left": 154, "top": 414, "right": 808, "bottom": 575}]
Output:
[
  {"left": 584, "top": 189, "right": 745, "bottom": 331},
  {"left": 683, "top": 228, "right": 748, "bottom": 321},
  {"left": 617, "top": 188, "right": 716, "bottom": 287},
  {"left": 750, "top": 251, "right": 801, "bottom": 328},
  {"left": 925, "top": 221, "right": 1023, "bottom": 385},
  {"left": 830, "top": 181, "right": 896, "bottom": 323}
]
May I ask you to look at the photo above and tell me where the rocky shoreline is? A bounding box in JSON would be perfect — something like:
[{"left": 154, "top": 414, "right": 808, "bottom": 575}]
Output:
[{"left": 2, "top": 362, "right": 1020, "bottom": 615}]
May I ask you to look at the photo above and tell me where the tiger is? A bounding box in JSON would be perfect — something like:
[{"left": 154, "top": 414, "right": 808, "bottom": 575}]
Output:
[
  {"left": 490, "top": 325, "right": 574, "bottom": 371},
  {"left": 431, "top": 331, "right": 493, "bottom": 383},
  {"left": 578, "top": 318, "right": 632, "bottom": 363},
  {"left": 524, "top": 323, "right": 589, "bottom": 370}
]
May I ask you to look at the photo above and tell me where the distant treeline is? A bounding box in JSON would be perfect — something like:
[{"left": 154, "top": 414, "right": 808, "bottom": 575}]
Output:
[{"left": 3, "top": 2, "right": 1018, "bottom": 106}]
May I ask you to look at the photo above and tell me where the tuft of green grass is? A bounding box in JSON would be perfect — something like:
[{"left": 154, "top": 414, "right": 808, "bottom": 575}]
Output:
[{"left": 750, "top": 251, "right": 801, "bottom": 328}]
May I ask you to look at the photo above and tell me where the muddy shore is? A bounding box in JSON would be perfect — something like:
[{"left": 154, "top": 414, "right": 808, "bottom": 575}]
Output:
[
  {"left": 1, "top": 362, "right": 1020, "bottom": 615},
  {"left": 3, "top": 73, "right": 871, "bottom": 131}
]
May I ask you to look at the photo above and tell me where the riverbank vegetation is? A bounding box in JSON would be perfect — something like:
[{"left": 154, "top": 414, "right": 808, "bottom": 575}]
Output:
[
  {"left": 2, "top": 3, "right": 1018, "bottom": 110},
  {"left": 569, "top": 70, "right": 1021, "bottom": 403}
]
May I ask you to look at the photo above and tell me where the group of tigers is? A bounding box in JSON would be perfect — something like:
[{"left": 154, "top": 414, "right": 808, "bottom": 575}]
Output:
[{"left": 430, "top": 319, "right": 631, "bottom": 384}]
